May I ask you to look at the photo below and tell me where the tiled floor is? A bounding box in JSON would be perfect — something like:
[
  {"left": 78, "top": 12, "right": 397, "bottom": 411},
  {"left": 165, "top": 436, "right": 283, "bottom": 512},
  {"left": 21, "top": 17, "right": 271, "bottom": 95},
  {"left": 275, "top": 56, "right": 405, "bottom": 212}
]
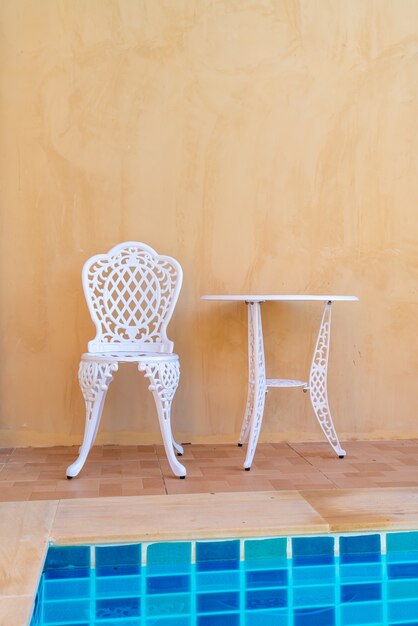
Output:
[{"left": 1, "top": 440, "right": 418, "bottom": 502}]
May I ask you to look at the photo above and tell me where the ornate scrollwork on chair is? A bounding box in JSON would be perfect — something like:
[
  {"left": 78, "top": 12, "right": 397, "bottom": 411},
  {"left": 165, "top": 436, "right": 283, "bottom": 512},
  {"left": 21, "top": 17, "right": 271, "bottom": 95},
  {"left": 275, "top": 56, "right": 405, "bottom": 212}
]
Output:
[{"left": 66, "top": 242, "right": 186, "bottom": 480}]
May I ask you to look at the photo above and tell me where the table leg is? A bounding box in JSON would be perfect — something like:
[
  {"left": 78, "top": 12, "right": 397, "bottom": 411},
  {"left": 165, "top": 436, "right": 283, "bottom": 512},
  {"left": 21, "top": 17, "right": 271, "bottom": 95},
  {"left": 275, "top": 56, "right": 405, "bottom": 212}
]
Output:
[
  {"left": 238, "top": 303, "right": 256, "bottom": 447},
  {"left": 242, "top": 302, "right": 267, "bottom": 470},
  {"left": 307, "top": 301, "right": 346, "bottom": 457}
]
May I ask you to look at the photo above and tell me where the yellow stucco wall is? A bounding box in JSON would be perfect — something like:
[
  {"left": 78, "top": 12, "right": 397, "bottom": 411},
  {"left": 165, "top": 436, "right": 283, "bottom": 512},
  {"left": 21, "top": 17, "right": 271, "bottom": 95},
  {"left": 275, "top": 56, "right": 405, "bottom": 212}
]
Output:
[{"left": 1, "top": 0, "right": 417, "bottom": 447}]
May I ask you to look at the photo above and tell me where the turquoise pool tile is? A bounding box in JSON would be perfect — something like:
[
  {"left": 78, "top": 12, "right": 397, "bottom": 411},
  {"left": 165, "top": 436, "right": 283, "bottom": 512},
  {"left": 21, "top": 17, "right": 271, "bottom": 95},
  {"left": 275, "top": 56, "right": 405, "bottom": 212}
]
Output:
[
  {"left": 341, "top": 600, "right": 383, "bottom": 625},
  {"left": 147, "top": 541, "right": 191, "bottom": 575},
  {"left": 389, "top": 599, "right": 418, "bottom": 622},
  {"left": 43, "top": 598, "right": 90, "bottom": 624},
  {"left": 387, "top": 531, "right": 418, "bottom": 553},
  {"left": 96, "top": 596, "right": 141, "bottom": 619},
  {"left": 95, "top": 574, "right": 141, "bottom": 598},
  {"left": 196, "top": 540, "right": 240, "bottom": 572},
  {"left": 339, "top": 562, "right": 383, "bottom": 583},
  {"left": 147, "top": 618, "right": 192, "bottom": 626},
  {"left": 292, "top": 564, "right": 336, "bottom": 586},
  {"left": 196, "top": 571, "right": 240, "bottom": 592},
  {"left": 197, "top": 614, "right": 239, "bottom": 626},
  {"left": 388, "top": 579, "right": 418, "bottom": 600},
  {"left": 293, "top": 584, "right": 335, "bottom": 608},
  {"left": 245, "top": 610, "right": 288, "bottom": 626},
  {"left": 339, "top": 534, "right": 381, "bottom": 564},
  {"left": 244, "top": 538, "right": 287, "bottom": 568},
  {"left": 44, "top": 578, "right": 90, "bottom": 601},
  {"left": 146, "top": 593, "right": 191, "bottom": 616}
]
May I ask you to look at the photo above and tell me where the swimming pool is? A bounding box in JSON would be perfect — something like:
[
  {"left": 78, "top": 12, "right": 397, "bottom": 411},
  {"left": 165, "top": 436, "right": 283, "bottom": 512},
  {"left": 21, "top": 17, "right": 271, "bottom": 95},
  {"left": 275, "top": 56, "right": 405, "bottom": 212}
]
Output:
[{"left": 30, "top": 531, "right": 418, "bottom": 626}]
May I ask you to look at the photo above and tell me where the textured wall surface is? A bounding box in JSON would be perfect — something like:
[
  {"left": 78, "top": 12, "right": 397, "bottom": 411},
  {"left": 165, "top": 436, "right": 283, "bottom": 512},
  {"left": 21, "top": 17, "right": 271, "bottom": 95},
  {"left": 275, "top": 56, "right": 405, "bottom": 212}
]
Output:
[{"left": 1, "top": 0, "right": 417, "bottom": 446}]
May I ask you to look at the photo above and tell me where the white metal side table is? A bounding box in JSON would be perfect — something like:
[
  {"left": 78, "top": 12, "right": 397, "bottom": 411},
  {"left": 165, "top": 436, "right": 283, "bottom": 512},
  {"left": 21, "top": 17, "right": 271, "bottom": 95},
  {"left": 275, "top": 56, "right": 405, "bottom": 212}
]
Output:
[{"left": 201, "top": 295, "right": 359, "bottom": 470}]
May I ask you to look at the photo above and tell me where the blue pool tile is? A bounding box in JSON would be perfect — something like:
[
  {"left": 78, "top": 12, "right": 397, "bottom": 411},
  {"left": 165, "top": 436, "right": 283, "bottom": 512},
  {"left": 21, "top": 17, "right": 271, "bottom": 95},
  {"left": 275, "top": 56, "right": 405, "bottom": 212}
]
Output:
[
  {"left": 97, "top": 564, "right": 141, "bottom": 577},
  {"left": 197, "top": 591, "right": 239, "bottom": 613},
  {"left": 147, "top": 575, "right": 190, "bottom": 594},
  {"left": 341, "top": 582, "right": 382, "bottom": 603},
  {"left": 339, "top": 534, "right": 381, "bottom": 564},
  {"left": 197, "top": 571, "right": 240, "bottom": 592},
  {"left": 246, "top": 569, "right": 287, "bottom": 588},
  {"left": 146, "top": 593, "right": 190, "bottom": 616},
  {"left": 44, "top": 567, "right": 90, "bottom": 580},
  {"left": 96, "top": 544, "right": 141, "bottom": 576},
  {"left": 43, "top": 598, "right": 90, "bottom": 623},
  {"left": 294, "top": 606, "right": 335, "bottom": 626},
  {"left": 198, "top": 615, "right": 239, "bottom": 626},
  {"left": 246, "top": 588, "right": 287, "bottom": 610},
  {"left": 292, "top": 536, "right": 334, "bottom": 566},
  {"left": 388, "top": 562, "right": 418, "bottom": 579},
  {"left": 244, "top": 538, "right": 287, "bottom": 568},
  {"left": 44, "top": 546, "right": 90, "bottom": 571},
  {"left": 196, "top": 540, "right": 240, "bottom": 572},
  {"left": 147, "top": 541, "right": 191, "bottom": 575},
  {"left": 96, "top": 596, "right": 141, "bottom": 619}
]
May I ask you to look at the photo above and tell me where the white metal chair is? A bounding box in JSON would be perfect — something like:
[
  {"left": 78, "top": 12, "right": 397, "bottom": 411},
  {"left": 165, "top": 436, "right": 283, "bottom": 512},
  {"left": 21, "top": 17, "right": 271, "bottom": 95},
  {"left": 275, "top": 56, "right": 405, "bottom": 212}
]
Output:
[{"left": 66, "top": 242, "right": 186, "bottom": 479}]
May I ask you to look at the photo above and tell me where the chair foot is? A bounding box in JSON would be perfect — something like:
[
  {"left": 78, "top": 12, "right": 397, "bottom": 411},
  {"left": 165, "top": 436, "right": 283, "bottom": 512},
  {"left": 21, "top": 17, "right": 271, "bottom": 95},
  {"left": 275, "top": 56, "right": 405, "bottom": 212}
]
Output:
[
  {"left": 245, "top": 467, "right": 251, "bottom": 471},
  {"left": 339, "top": 455, "right": 345, "bottom": 459},
  {"left": 179, "top": 475, "right": 186, "bottom": 479},
  {"left": 238, "top": 443, "right": 243, "bottom": 447},
  {"left": 177, "top": 452, "right": 183, "bottom": 456},
  {"left": 66, "top": 476, "right": 73, "bottom": 480}
]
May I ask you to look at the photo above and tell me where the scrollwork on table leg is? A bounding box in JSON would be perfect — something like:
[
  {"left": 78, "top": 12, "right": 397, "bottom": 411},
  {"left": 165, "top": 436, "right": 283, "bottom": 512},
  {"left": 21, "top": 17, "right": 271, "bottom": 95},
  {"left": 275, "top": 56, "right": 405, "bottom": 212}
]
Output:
[
  {"left": 243, "top": 303, "right": 267, "bottom": 469},
  {"left": 307, "top": 302, "right": 346, "bottom": 457}
]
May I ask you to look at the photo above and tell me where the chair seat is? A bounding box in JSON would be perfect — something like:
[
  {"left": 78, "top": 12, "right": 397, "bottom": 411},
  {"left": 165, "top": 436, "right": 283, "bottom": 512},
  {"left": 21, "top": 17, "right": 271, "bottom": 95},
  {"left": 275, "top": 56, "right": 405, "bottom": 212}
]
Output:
[{"left": 81, "top": 351, "right": 178, "bottom": 363}]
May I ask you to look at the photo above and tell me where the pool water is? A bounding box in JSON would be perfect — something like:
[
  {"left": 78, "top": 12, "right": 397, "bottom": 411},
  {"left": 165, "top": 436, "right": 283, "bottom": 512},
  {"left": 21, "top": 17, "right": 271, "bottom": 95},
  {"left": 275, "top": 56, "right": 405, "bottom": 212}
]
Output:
[{"left": 31, "top": 531, "right": 418, "bottom": 626}]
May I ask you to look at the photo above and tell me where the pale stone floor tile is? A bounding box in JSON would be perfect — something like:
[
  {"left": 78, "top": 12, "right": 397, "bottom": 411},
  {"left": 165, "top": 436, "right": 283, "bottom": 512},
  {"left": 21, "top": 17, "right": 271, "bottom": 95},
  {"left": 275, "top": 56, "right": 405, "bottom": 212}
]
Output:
[
  {"left": 0, "top": 595, "right": 34, "bottom": 626},
  {"left": 0, "top": 500, "right": 58, "bottom": 596}
]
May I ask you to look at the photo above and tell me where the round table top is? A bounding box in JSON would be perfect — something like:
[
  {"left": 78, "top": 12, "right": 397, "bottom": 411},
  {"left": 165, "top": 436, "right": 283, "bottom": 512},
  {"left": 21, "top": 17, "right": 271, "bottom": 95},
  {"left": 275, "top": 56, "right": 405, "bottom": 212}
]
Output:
[{"left": 201, "top": 294, "right": 359, "bottom": 302}]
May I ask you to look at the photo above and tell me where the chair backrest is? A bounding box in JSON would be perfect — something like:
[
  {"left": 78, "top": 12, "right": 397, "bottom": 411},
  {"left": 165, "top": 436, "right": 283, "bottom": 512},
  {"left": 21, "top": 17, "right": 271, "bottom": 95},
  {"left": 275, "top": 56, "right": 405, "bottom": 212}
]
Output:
[{"left": 83, "top": 242, "right": 182, "bottom": 354}]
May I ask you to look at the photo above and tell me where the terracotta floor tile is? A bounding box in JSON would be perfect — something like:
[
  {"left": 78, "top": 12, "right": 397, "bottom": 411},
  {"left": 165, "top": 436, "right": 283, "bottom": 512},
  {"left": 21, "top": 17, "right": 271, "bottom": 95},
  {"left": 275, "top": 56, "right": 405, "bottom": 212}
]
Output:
[{"left": 3, "top": 441, "right": 418, "bottom": 502}]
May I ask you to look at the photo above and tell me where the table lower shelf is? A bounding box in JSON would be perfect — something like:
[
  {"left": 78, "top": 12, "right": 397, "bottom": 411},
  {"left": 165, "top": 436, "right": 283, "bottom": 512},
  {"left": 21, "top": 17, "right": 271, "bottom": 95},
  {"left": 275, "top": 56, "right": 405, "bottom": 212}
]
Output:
[{"left": 266, "top": 378, "right": 307, "bottom": 388}]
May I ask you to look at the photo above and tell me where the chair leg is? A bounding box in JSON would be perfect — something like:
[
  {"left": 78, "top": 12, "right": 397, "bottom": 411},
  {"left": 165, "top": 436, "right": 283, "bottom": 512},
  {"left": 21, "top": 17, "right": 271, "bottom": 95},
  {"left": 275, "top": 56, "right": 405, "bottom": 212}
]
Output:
[
  {"left": 139, "top": 359, "right": 186, "bottom": 478},
  {"left": 307, "top": 302, "right": 346, "bottom": 458},
  {"left": 172, "top": 438, "right": 184, "bottom": 456},
  {"left": 66, "top": 360, "right": 118, "bottom": 478}
]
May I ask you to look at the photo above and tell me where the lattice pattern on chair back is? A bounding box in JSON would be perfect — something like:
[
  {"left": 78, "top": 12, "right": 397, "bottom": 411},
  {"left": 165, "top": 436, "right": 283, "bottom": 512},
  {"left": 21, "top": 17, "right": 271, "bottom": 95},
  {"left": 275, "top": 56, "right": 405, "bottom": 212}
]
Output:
[{"left": 83, "top": 242, "right": 182, "bottom": 354}]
